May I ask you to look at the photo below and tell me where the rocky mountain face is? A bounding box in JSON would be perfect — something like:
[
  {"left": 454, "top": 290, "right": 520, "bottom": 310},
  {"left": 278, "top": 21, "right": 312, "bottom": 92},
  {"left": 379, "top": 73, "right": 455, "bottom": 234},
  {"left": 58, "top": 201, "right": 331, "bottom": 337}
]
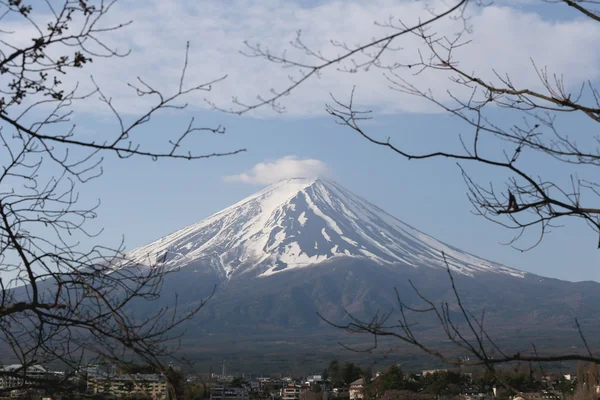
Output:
[{"left": 125, "top": 178, "right": 600, "bottom": 371}]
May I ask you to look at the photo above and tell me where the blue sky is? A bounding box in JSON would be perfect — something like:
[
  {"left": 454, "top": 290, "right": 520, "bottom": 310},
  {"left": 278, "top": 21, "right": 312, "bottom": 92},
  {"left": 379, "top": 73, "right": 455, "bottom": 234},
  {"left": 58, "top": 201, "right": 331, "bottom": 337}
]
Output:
[{"left": 14, "top": 0, "right": 600, "bottom": 282}]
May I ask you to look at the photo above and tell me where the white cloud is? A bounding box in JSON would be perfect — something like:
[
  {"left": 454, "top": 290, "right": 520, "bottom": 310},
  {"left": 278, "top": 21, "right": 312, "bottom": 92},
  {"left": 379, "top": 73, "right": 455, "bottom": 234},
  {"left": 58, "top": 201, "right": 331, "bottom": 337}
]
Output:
[
  {"left": 224, "top": 156, "right": 331, "bottom": 184},
  {"left": 7, "top": 1, "right": 600, "bottom": 117}
]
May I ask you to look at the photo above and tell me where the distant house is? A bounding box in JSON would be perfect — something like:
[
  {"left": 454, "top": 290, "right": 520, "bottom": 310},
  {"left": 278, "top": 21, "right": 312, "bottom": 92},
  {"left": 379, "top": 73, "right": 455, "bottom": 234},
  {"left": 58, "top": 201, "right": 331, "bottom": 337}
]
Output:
[
  {"left": 0, "top": 364, "right": 63, "bottom": 398},
  {"left": 0, "top": 364, "right": 53, "bottom": 390},
  {"left": 249, "top": 380, "right": 260, "bottom": 390},
  {"left": 512, "top": 392, "right": 561, "bottom": 400},
  {"left": 421, "top": 369, "right": 447, "bottom": 376},
  {"left": 349, "top": 378, "right": 364, "bottom": 400},
  {"left": 88, "top": 373, "right": 168, "bottom": 400},
  {"left": 281, "top": 384, "right": 302, "bottom": 400},
  {"left": 210, "top": 385, "right": 249, "bottom": 400},
  {"left": 259, "top": 378, "right": 285, "bottom": 395}
]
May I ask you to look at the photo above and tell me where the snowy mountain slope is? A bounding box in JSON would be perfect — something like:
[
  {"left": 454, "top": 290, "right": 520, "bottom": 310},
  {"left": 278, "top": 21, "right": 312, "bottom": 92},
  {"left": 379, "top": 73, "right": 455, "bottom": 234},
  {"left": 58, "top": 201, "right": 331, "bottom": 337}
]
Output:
[{"left": 127, "top": 178, "right": 525, "bottom": 279}]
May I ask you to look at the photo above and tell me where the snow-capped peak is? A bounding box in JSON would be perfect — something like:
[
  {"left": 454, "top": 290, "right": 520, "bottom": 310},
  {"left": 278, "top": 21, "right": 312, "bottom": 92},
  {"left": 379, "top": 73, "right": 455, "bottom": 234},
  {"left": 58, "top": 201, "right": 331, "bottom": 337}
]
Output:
[{"left": 126, "top": 178, "right": 525, "bottom": 279}]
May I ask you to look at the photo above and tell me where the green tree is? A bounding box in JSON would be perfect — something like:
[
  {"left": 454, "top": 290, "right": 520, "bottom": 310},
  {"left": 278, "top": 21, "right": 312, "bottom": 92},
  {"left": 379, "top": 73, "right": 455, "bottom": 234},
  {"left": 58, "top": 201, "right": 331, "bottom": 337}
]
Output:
[
  {"left": 421, "top": 372, "right": 463, "bottom": 397},
  {"left": 365, "top": 365, "right": 406, "bottom": 399},
  {"left": 184, "top": 383, "right": 208, "bottom": 400},
  {"left": 381, "top": 365, "right": 405, "bottom": 391},
  {"left": 231, "top": 377, "right": 245, "bottom": 388},
  {"left": 342, "top": 363, "right": 363, "bottom": 385},
  {"left": 119, "top": 364, "right": 158, "bottom": 375},
  {"left": 329, "top": 360, "right": 343, "bottom": 387},
  {"left": 503, "top": 373, "right": 540, "bottom": 393},
  {"left": 557, "top": 376, "right": 575, "bottom": 398},
  {"left": 362, "top": 367, "right": 372, "bottom": 382},
  {"left": 165, "top": 368, "right": 185, "bottom": 400}
]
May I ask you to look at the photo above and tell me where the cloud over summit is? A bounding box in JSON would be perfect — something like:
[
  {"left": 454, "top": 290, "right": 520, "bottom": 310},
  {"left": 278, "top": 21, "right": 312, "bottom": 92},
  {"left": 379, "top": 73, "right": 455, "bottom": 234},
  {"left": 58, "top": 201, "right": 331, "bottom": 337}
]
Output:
[{"left": 224, "top": 156, "right": 330, "bottom": 185}]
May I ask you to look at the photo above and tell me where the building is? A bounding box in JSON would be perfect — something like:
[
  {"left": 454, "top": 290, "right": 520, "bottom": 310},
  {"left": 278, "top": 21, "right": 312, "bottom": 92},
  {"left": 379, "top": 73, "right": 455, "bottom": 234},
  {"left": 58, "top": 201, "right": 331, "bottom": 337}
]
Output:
[
  {"left": 87, "top": 373, "right": 168, "bottom": 400},
  {"left": 332, "top": 387, "right": 348, "bottom": 398},
  {"left": 281, "top": 385, "right": 302, "bottom": 400},
  {"left": 257, "top": 378, "right": 284, "bottom": 394},
  {"left": 512, "top": 392, "right": 561, "bottom": 400},
  {"left": 349, "top": 378, "right": 364, "bottom": 400},
  {"left": 421, "top": 369, "right": 447, "bottom": 376},
  {"left": 0, "top": 364, "right": 64, "bottom": 398},
  {"left": 210, "top": 385, "right": 249, "bottom": 400}
]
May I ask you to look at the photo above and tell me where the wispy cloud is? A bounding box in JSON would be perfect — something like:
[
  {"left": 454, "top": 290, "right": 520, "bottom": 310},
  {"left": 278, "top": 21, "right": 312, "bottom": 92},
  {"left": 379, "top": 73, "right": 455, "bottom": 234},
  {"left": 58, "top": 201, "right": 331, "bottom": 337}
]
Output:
[
  {"left": 224, "top": 156, "right": 331, "bottom": 184},
  {"left": 17, "top": 1, "right": 600, "bottom": 117}
]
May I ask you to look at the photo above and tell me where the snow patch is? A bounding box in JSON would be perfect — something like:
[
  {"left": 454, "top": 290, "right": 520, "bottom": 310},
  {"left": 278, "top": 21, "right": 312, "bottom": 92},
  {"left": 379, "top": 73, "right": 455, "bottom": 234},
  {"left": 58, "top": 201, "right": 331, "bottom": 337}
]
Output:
[
  {"left": 298, "top": 211, "right": 307, "bottom": 226},
  {"left": 322, "top": 228, "right": 331, "bottom": 242},
  {"left": 342, "top": 236, "right": 359, "bottom": 246},
  {"left": 303, "top": 190, "right": 343, "bottom": 235}
]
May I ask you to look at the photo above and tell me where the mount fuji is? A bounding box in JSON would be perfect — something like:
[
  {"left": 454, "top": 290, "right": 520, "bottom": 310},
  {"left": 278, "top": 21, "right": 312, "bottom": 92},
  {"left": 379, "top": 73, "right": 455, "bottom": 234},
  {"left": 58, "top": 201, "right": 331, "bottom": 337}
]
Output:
[
  {"left": 126, "top": 178, "right": 600, "bottom": 371},
  {"left": 128, "top": 178, "right": 522, "bottom": 279}
]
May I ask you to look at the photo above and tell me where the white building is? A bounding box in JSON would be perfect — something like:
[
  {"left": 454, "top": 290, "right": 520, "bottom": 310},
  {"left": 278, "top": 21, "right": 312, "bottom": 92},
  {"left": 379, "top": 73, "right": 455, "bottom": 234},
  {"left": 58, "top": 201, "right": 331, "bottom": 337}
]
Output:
[
  {"left": 349, "top": 378, "right": 364, "bottom": 400},
  {"left": 87, "top": 373, "right": 168, "bottom": 400},
  {"left": 210, "top": 385, "right": 249, "bottom": 400},
  {"left": 306, "top": 375, "right": 322, "bottom": 384},
  {"left": 0, "top": 364, "right": 64, "bottom": 389},
  {"left": 281, "top": 385, "right": 302, "bottom": 400}
]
